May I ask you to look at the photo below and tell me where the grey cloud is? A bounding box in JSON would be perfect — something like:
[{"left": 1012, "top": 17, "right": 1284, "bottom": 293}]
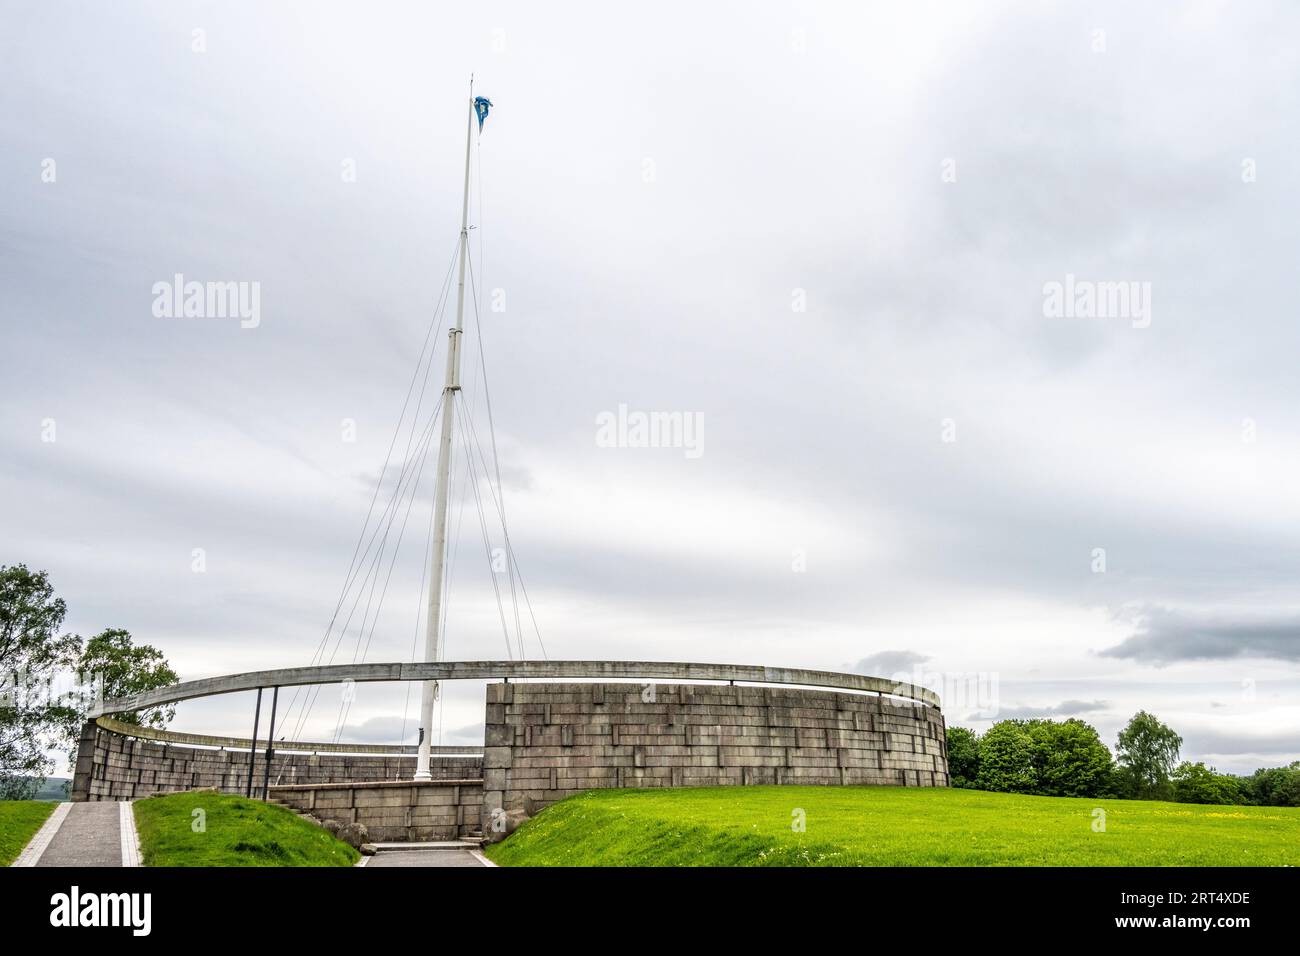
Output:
[
  {"left": 440, "top": 722, "right": 487, "bottom": 746},
  {"left": 987, "top": 699, "right": 1111, "bottom": 721},
  {"left": 853, "top": 651, "right": 930, "bottom": 676},
  {"left": 3, "top": 4, "right": 1300, "bottom": 771},
  {"left": 336, "top": 715, "right": 484, "bottom": 746},
  {"left": 334, "top": 715, "right": 415, "bottom": 744},
  {"left": 1178, "top": 726, "right": 1300, "bottom": 766},
  {"left": 1100, "top": 607, "right": 1300, "bottom": 665}
]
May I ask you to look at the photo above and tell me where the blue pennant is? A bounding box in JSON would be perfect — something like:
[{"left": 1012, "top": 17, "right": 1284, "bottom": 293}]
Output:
[{"left": 474, "top": 96, "right": 493, "bottom": 131}]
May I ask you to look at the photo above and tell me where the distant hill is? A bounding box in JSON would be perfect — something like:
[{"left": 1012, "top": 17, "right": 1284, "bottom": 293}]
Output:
[{"left": 22, "top": 777, "right": 70, "bottom": 801}]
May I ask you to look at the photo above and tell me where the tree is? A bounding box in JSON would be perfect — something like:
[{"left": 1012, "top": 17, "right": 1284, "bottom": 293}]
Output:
[
  {"left": 1027, "top": 718, "right": 1117, "bottom": 797},
  {"left": 1243, "top": 762, "right": 1300, "bottom": 807},
  {"left": 946, "top": 726, "right": 980, "bottom": 788},
  {"left": 975, "top": 720, "right": 1037, "bottom": 793},
  {"left": 0, "top": 565, "right": 82, "bottom": 799},
  {"left": 970, "top": 718, "right": 1116, "bottom": 797},
  {"left": 52, "top": 628, "right": 180, "bottom": 771},
  {"left": 1171, "top": 761, "right": 1243, "bottom": 805},
  {"left": 1115, "top": 711, "right": 1182, "bottom": 800},
  {"left": 76, "top": 628, "right": 179, "bottom": 730}
]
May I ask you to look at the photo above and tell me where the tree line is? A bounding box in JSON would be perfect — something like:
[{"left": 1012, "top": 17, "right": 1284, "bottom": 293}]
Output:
[
  {"left": 1, "top": 564, "right": 177, "bottom": 799},
  {"left": 946, "top": 714, "right": 1300, "bottom": 806}
]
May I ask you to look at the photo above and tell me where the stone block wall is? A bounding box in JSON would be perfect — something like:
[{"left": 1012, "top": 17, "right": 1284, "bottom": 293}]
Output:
[
  {"left": 269, "top": 780, "right": 484, "bottom": 842},
  {"left": 482, "top": 681, "right": 947, "bottom": 836},
  {"left": 72, "top": 678, "right": 949, "bottom": 846},
  {"left": 71, "top": 720, "right": 482, "bottom": 802}
]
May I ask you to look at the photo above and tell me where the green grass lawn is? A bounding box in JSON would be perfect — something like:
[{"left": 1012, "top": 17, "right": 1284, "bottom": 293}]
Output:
[
  {"left": 0, "top": 800, "right": 56, "bottom": 866},
  {"left": 133, "top": 792, "right": 359, "bottom": 867},
  {"left": 485, "top": 785, "right": 1300, "bottom": 867}
]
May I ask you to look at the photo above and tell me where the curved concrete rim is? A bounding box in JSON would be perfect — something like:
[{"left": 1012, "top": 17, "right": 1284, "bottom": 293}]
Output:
[
  {"left": 92, "top": 716, "right": 482, "bottom": 756},
  {"left": 87, "top": 659, "right": 940, "bottom": 719}
]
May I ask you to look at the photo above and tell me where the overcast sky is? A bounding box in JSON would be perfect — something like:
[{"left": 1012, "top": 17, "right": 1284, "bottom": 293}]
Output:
[{"left": 3, "top": 1, "right": 1298, "bottom": 775}]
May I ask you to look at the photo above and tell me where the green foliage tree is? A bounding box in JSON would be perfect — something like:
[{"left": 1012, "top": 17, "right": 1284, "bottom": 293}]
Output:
[
  {"left": 975, "top": 720, "right": 1037, "bottom": 793},
  {"left": 0, "top": 564, "right": 82, "bottom": 799},
  {"left": 1115, "top": 711, "right": 1182, "bottom": 800},
  {"left": 972, "top": 718, "right": 1116, "bottom": 797},
  {"left": 1243, "top": 761, "right": 1300, "bottom": 807},
  {"left": 945, "top": 726, "right": 980, "bottom": 788},
  {"left": 1027, "top": 718, "right": 1117, "bottom": 797},
  {"left": 1171, "top": 761, "right": 1243, "bottom": 805},
  {"left": 77, "top": 628, "right": 179, "bottom": 729},
  {"left": 57, "top": 628, "right": 180, "bottom": 764}
]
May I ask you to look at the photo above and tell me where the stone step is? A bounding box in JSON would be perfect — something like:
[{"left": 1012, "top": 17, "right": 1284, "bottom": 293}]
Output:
[{"left": 370, "top": 841, "right": 481, "bottom": 851}]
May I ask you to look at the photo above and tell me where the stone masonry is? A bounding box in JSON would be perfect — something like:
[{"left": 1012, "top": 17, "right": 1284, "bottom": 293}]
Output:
[
  {"left": 71, "top": 720, "right": 482, "bottom": 802},
  {"left": 481, "top": 681, "right": 947, "bottom": 838},
  {"left": 73, "top": 678, "right": 949, "bottom": 844},
  {"left": 269, "top": 779, "right": 484, "bottom": 842}
]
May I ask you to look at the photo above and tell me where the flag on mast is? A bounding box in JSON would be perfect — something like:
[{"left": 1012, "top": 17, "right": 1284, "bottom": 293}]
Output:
[{"left": 474, "top": 96, "right": 493, "bottom": 131}]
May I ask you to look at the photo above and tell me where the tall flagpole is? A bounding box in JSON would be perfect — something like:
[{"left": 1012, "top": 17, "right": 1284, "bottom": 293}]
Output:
[{"left": 414, "top": 83, "right": 475, "bottom": 780}]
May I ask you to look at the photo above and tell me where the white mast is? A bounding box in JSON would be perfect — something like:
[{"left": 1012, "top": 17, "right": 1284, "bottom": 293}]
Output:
[{"left": 414, "top": 85, "right": 475, "bottom": 780}]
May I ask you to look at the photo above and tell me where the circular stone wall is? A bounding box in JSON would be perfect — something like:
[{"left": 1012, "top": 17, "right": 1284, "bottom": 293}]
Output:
[
  {"left": 73, "top": 660, "right": 947, "bottom": 840},
  {"left": 72, "top": 719, "right": 482, "bottom": 802},
  {"left": 483, "top": 681, "right": 948, "bottom": 824}
]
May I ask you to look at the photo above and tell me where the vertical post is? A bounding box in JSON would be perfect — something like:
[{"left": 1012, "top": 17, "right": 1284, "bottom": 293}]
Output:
[
  {"left": 261, "top": 686, "right": 279, "bottom": 801},
  {"left": 246, "top": 687, "right": 263, "bottom": 797},
  {"left": 415, "top": 83, "right": 475, "bottom": 781}
]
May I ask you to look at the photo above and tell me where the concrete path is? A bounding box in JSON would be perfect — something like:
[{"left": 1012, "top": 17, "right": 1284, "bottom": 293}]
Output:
[
  {"left": 14, "top": 801, "right": 492, "bottom": 869},
  {"left": 364, "top": 847, "right": 492, "bottom": 868},
  {"left": 11, "top": 802, "right": 72, "bottom": 866},
  {"left": 11, "top": 801, "right": 141, "bottom": 868}
]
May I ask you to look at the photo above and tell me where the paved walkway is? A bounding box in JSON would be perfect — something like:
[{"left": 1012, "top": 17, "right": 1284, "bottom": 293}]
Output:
[
  {"left": 14, "top": 802, "right": 492, "bottom": 868},
  {"left": 12, "top": 801, "right": 141, "bottom": 868},
  {"left": 363, "top": 847, "right": 491, "bottom": 868}
]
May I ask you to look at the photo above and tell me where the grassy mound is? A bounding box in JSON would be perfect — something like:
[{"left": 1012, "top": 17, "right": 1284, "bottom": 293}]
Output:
[
  {"left": 133, "top": 791, "right": 359, "bottom": 867},
  {"left": 485, "top": 785, "right": 1300, "bottom": 867},
  {"left": 0, "top": 800, "right": 57, "bottom": 866}
]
